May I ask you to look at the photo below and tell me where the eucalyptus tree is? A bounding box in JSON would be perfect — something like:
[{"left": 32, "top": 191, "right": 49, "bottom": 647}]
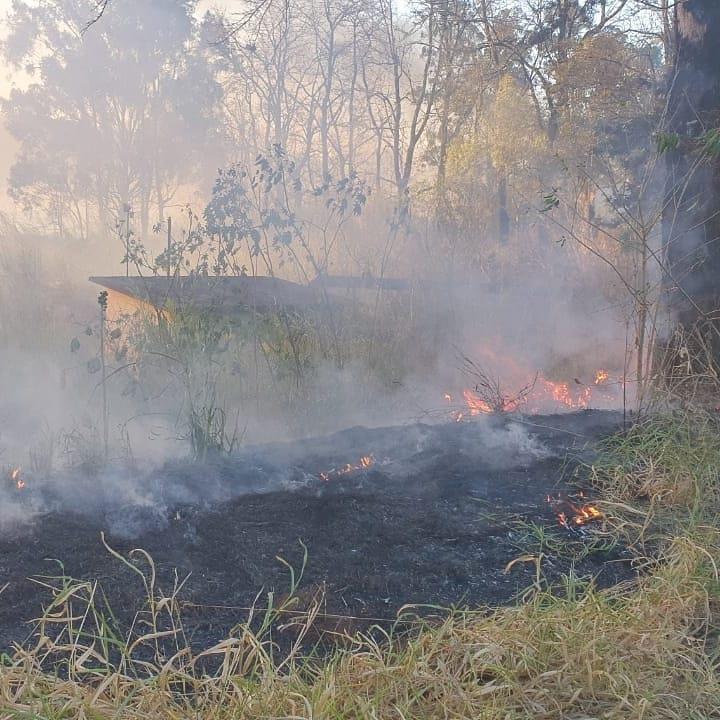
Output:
[{"left": 2, "top": 0, "right": 223, "bottom": 241}]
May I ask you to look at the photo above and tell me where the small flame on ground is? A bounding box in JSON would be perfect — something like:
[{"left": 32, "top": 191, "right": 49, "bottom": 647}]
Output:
[
  {"left": 462, "top": 389, "right": 495, "bottom": 415},
  {"left": 547, "top": 493, "right": 604, "bottom": 530},
  {"left": 595, "top": 370, "right": 609, "bottom": 385},
  {"left": 319, "top": 455, "right": 375, "bottom": 482},
  {"left": 540, "top": 378, "right": 592, "bottom": 410},
  {"left": 9, "top": 467, "right": 25, "bottom": 490}
]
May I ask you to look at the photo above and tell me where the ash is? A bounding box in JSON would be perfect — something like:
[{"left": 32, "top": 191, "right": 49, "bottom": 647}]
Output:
[{"left": 0, "top": 410, "right": 634, "bottom": 652}]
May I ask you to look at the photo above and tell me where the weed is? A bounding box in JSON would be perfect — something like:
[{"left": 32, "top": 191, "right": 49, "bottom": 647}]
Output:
[{"left": 189, "top": 399, "right": 241, "bottom": 461}]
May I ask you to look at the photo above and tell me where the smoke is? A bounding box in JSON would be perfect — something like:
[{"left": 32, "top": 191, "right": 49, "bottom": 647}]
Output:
[
  {"left": 0, "top": 216, "right": 629, "bottom": 539},
  {"left": 0, "top": 0, "right": 654, "bottom": 540},
  {"left": 1, "top": 412, "right": 565, "bottom": 537}
]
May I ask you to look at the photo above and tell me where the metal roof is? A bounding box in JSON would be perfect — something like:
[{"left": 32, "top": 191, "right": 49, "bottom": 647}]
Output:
[{"left": 89, "top": 275, "right": 322, "bottom": 314}]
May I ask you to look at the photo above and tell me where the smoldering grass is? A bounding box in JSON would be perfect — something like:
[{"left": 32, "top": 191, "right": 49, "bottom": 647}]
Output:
[{"left": 2, "top": 416, "right": 720, "bottom": 718}]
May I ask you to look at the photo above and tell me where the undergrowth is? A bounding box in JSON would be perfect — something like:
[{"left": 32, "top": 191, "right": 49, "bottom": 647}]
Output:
[{"left": 1, "top": 412, "right": 720, "bottom": 719}]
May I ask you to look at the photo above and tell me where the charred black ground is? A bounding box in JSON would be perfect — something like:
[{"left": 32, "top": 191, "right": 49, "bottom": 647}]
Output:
[{"left": 0, "top": 410, "right": 635, "bottom": 653}]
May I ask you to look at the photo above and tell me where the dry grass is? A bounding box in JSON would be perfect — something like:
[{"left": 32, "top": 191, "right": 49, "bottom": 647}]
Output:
[
  {"left": 590, "top": 412, "right": 720, "bottom": 509},
  {"left": 1, "top": 415, "right": 720, "bottom": 719}
]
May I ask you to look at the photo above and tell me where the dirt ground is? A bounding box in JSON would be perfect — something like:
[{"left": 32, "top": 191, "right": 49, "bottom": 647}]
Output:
[{"left": 0, "top": 411, "right": 636, "bottom": 653}]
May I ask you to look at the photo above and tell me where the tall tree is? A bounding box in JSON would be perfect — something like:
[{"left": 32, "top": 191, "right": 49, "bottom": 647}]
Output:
[
  {"left": 2, "top": 0, "right": 223, "bottom": 241},
  {"left": 662, "top": 0, "right": 720, "bottom": 325}
]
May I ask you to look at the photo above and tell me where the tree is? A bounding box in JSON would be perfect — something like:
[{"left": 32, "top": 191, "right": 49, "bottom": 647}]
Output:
[
  {"left": 2, "top": 0, "right": 223, "bottom": 241},
  {"left": 375, "top": 0, "right": 464, "bottom": 206},
  {"left": 662, "top": 0, "right": 720, "bottom": 327}
]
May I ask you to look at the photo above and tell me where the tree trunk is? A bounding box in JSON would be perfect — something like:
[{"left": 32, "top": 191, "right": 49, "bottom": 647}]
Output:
[
  {"left": 497, "top": 171, "right": 510, "bottom": 245},
  {"left": 347, "top": 19, "right": 359, "bottom": 175},
  {"left": 663, "top": 0, "right": 720, "bottom": 327}
]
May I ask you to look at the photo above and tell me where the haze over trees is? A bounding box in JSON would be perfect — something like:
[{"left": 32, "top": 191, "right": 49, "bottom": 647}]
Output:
[
  {"left": 2, "top": 0, "right": 223, "bottom": 240},
  {"left": 1, "top": 0, "right": 718, "bottom": 344}
]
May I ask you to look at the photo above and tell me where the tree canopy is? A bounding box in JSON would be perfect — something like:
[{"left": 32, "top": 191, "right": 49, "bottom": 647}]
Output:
[{"left": 2, "top": 0, "right": 223, "bottom": 239}]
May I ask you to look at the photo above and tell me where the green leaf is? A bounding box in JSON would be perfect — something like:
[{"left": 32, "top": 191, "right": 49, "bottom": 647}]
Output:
[
  {"left": 701, "top": 128, "right": 720, "bottom": 157},
  {"left": 656, "top": 132, "right": 680, "bottom": 154}
]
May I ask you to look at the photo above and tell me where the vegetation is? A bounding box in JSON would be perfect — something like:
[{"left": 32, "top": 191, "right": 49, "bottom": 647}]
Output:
[
  {"left": 0, "top": 0, "right": 672, "bottom": 274},
  {"left": 1, "top": 1, "right": 718, "bottom": 454},
  {"left": 1, "top": 412, "right": 719, "bottom": 718},
  {"left": 0, "top": 2, "right": 720, "bottom": 716}
]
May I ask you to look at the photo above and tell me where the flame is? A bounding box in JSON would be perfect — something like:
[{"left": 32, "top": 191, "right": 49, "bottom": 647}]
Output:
[
  {"left": 557, "top": 503, "right": 603, "bottom": 529},
  {"left": 9, "top": 467, "right": 25, "bottom": 490},
  {"left": 547, "top": 493, "right": 604, "bottom": 529},
  {"left": 445, "top": 367, "right": 617, "bottom": 420},
  {"left": 319, "top": 455, "right": 375, "bottom": 481},
  {"left": 595, "top": 370, "right": 609, "bottom": 385},
  {"left": 462, "top": 389, "right": 495, "bottom": 415},
  {"left": 538, "top": 378, "right": 592, "bottom": 410},
  {"left": 569, "top": 504, "right": 604, "bottom": 526}
]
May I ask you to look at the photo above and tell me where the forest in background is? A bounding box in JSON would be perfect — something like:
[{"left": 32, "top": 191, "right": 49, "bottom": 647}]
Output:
[
  {"left": 1, "top": 0, "right": 718, "bottom": 461},
  {"left": 0, "top": 0, "right": 666, "bottom": 269}
]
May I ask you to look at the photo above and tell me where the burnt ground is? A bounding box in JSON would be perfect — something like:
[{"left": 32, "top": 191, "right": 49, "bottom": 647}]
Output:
[{"left": 0, "top": 410, "right": 636, "bottom": 654}]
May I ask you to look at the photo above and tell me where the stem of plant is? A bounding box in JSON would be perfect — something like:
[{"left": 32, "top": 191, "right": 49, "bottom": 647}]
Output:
[{"left": 98, "top": 291, "right": 109, "bottom": 462}]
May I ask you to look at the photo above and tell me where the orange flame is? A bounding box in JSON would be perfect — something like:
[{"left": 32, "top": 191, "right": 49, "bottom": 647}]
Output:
[
  {"left": 548, "top": 493, "right": 604, "bottom": 529},
  {"left": 557, "top": 503, "right": 603, "bottom": 529},
  {"left": 462, "top": 389, "right": 495, "bottom": 415},
  {"left": 538, "top": 378, "right": 592, "bottom": 410},
  {"left": 445, "top": 367, "right": 616, "bottom": 420},
  {"left": 10, "top": 467, "right": 25, "bottom": 490},
  {"left": 319, "top": 455, "right": 375, "bottom": 481}
]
